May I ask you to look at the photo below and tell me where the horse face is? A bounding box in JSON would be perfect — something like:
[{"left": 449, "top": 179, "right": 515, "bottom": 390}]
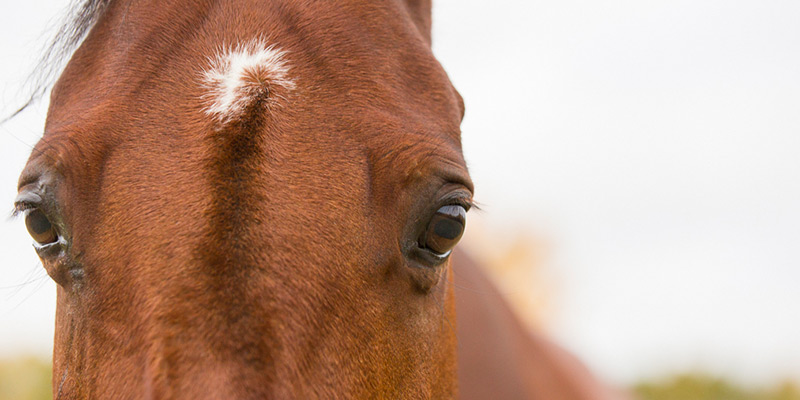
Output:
[{"left": 15, "top": 0, "right": 470, "bottom": 398}]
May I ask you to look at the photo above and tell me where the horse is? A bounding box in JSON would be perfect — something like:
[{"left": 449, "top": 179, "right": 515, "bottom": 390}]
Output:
[{"left": 13, "top": 0, "right": 622, "bottom": 398}]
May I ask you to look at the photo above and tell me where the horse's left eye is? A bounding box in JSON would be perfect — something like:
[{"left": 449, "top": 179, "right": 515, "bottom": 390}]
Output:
[
  {"left": 25, "top": 209, "right": 58, "bottom": 245},
  {"left": 420, "top": 205, "right": 466, "bottom": 256}
]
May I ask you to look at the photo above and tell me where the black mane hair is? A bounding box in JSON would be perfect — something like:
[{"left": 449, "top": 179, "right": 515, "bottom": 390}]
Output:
[{"left": 2, "top": 0, "right": 109, "bottom": 124}]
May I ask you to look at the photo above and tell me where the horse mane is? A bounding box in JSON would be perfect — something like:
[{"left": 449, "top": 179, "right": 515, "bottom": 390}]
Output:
[{"left": 2, "top": 0, "right": 110, "bottom": 124}]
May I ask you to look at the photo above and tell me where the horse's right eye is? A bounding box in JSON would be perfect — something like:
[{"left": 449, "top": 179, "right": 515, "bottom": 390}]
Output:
[
  {"left": 25, "top": 209, "right": 58, "bottom": 245},
  {"left": 419, "top": 204, "right": 467, "bottom": 257}
]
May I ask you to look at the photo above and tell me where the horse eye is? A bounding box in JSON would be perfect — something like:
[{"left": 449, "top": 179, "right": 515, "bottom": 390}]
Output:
[
  {"left": 25, "top": 209, "right": 58, "bottom": 245},
  {"left": 420, "top": 205, "right": 467, "bottom": 256}
]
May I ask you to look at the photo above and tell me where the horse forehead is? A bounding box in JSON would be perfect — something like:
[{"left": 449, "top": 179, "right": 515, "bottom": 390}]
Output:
[
  {"left": 38, "top": 0, "right": 462, "bottom": 175},
  {"left": 51, "top": 1, "right": 452, "bottom": 108}
]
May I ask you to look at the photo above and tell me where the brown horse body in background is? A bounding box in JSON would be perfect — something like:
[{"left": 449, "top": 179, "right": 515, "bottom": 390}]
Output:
[{"left": 15, "top": 0, "right": 620, "bottom": 398}]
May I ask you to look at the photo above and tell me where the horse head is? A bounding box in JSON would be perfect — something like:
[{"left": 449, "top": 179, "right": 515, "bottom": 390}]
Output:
[{"left": 16, "top": 0, "right": 471, "bottom": 397}]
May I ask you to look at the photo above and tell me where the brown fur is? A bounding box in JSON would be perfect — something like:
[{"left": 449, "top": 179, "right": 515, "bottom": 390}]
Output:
[
  {"left": 17, "top": 0, "right": 620, "bottom": 398},
  {"left": 453, "top": 250, "right": 628, "bottom": 399}
]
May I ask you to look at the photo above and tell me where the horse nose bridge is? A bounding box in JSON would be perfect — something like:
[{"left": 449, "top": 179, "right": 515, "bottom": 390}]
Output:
[
  {"left": 141, "top": 341, "right": 271, "bottom": 399},
  {"left": 137, "top": 271, "right": 282, "bottom": 394}
]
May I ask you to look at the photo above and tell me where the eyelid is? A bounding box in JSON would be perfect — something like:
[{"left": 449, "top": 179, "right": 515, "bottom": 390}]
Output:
[
  {"left": 13, "top": 191, "right": 44, "bottom": 216},
  {"left": 440, "top": 190, "right": 475, "bottom": 212},
  {"left": 453, "top": 197, "right": 477, "bottom": 211}
]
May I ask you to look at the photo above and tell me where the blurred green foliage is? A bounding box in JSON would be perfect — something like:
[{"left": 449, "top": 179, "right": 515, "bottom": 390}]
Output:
[
  {"left": 634, "top": 374, "right": 800, "bottom": 400},
  {"left": 0, "top": 357, "right": 51, "bottom": 400}
]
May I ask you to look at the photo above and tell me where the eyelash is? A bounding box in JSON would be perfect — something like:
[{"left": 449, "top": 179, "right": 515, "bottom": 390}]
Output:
[
  {"left": 11, "top": 202, "right": 37, "bottom": 218},
  {"left": 444, "top": 194, "right": 477, "bottom": 212}
]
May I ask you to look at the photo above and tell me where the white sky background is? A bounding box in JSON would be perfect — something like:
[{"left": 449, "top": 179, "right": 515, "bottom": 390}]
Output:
[{"left": 1, "top": 0, "right": 799, "bottom": 387}]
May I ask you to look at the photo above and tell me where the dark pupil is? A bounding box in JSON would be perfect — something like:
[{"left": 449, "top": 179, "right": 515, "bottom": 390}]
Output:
[
  {"left": 434, "top": 219, "right": 462, "bottom": 240},
  {"left": 28, "top": 211, "right": 52, "bottom": 235}
]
